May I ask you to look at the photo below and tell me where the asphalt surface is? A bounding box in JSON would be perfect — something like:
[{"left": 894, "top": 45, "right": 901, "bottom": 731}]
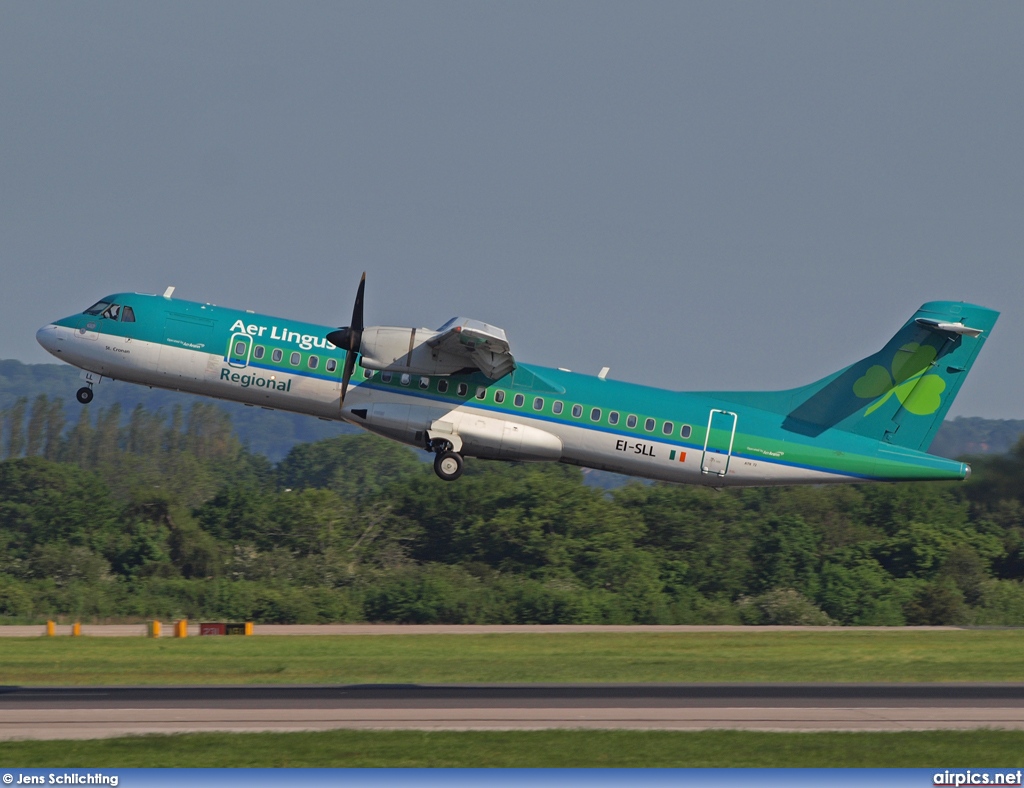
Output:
[{"left": 1, "top": 684, "right": 1022, "bottom": 738}]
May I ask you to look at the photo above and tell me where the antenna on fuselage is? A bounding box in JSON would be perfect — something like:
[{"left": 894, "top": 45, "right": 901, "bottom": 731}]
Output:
[{"left": 163, "top": 286, "right": 175, "bottom": 299}]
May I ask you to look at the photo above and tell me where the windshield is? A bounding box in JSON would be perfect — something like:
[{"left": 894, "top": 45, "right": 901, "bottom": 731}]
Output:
[{"left": 83, "top": 300, "right": 111, "bottom": 316}]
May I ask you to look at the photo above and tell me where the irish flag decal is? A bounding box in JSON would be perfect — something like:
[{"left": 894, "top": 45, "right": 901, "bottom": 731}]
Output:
[{"left": 668, "top": 450, "right": 686, "bottom": 462}]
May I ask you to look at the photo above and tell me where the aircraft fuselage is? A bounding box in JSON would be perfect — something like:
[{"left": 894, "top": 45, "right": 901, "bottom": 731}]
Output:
[{"left": 36, "top": 291, "right": 977, "bottom": 486}]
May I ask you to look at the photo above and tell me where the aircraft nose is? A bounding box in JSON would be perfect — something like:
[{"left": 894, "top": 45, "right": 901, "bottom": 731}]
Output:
[{"left": 36, "top": 324, "right": 59, "bottom": 354}]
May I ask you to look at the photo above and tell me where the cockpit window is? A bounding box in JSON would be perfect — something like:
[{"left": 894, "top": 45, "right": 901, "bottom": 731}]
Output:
[
  {"left": 121, "top": 306, "right": 136, "bottom": 323},
  {"left": 84, "top": 300, "right": 111, "bottom": 316},
  {"left": 100, "top": 303, "right": 121, "bottom": 320}
]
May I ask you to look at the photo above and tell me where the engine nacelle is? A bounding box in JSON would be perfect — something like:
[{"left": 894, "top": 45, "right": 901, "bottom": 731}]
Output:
[
  {"left": 431, "top": 413, "right": 562, "bottom": 462},
  {"left": 358, "top": 318, "right": 514, "bottom": 380},
  {"left": 359, "top": 326, "right": 465, "bottom": 374}
]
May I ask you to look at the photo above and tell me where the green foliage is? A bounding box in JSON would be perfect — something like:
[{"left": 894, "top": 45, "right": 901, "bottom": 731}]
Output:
[
  {"left": 737, "top": 589, "right": 835, "bottom": 625},
  {"left": 4, "top": 399, "right": 1024, "bottom": 625},
  {"left": 904, "top": 581, "right": 970, "bottom": 625},
  {"left": 276, "top": 433, "right": 424, "bottom": 500},
  {"left": 973, "top": 579, "right": 1024, "bottom": 625}
]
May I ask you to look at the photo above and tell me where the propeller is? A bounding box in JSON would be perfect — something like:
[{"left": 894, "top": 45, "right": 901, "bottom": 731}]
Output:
[{"left": 327, "top": 272, "right": 366, "bottom": 404}]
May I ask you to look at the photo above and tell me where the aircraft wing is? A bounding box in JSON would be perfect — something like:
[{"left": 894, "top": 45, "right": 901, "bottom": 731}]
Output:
[{"left": 428, "top": 317, "right": 516, "bottom": 379}]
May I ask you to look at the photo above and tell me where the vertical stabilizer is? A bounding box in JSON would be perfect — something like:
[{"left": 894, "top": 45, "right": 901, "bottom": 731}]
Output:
[{"left": 779, "top": 301, "right": 998, "bottom": 452}]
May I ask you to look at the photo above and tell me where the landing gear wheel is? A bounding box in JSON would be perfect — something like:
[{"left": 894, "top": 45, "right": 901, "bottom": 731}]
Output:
[
  {"left": 76, "top": 387, "right": 94, "bottom": 404},
  {"left": 433, "top": 451, "right": 464, "bottom": 481}
]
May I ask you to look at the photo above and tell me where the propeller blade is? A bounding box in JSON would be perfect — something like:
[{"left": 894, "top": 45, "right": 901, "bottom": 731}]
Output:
[
  {"left": 326, "top": 327, "right": 351, "bottom": 348},
  {"left": 340, "top": 348, "right": 357, "bottom": 403},
  {"left": 327, "top": 273, "right": 366, "bottom": 350},
  {"left": 350, "top": 272, "right": 365, "bottom": 333},
  {"left": 329, "top": 272, "right": 367, "bottom": 406}
]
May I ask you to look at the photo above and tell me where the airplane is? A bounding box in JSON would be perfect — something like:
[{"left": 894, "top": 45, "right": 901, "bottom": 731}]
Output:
[{"left": 36, "top": 276, "right": 997, "bottom": 486}]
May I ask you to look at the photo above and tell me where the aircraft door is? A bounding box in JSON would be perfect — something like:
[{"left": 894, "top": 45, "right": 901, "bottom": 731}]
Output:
[
  {"left": 701, "top": 409, "right": 738, "bottom": 478},
  {"left": 227, "top": 333, "right": 252, "bottom": 368}
]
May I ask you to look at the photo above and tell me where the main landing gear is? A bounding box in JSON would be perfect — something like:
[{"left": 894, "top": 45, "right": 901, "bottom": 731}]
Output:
[
  {"left": 428, "top": 439, "right": 464, "bottom": 481},
  {"left": 76, "top": 386, "right": 94, "bottom": 404}
]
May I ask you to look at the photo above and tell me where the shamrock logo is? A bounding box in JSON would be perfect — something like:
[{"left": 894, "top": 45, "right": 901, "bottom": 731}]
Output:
[{"left": 852, "top": 342, "right": 946, "bottom": 416}]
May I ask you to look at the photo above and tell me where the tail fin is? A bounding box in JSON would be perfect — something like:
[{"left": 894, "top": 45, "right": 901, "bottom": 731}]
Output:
[{"left": 716, "top": 301, "right": 998, "bottom": 452}]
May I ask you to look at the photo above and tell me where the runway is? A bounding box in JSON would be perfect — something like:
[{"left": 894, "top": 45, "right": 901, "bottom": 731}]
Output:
[{"left": 1, "top": 684, "right": 1022, "bottom": 739}]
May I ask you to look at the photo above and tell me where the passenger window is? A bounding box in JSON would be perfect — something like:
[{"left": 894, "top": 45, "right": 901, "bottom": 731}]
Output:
[
  {"left": 663, "top": 421, "right": 673, "bottom": 435},
  {"left": 457, "top": 383, "right": 468, "bottom": 396},
  {"left": 234, "top": 341, "right": 247, "bottom": 356},
  {"left": 514, "top": 394, "right": 525, "bottom": 407},
  {"left": 590, "top": 408, "right": 602, "bottom": 422},
  {"left": 400, "top": 373, "right": 411, "bottom": 386},
  {"left": 363, "top": 368, "right": 373, "bottom": 379},
  {"left": 533, "top": 397, "right": 544, "bottom": 411},
  {"left": 290, "top": 352, "right": 301, "bottom": 366},
  {"left": 609, "top": 411, "right": 619, "bottom": 425},
  {"left": 420, "top": 377, "right": 430, "bottom": 390},
  {"left": 627, "top": 415, "right": 637, "bottom": 428},
  {"left": 272, "top": 349, "right": 283, "bottom": 363},
  {"left": 121, "top": 306, "right": 136, "bottom": 323},
  {"left": 438, "top": 379, "right": 449, "bottom": 393},
  {"left": 681, "top": 424, "right": 692, "bottom": 439},
  {"left": 494, "top": 390, "right": 505, "bottom": 403},
  {"left": 644, "top": 418, "right": 655, "bottom": 432},
  {"left": 308, "top": 356, "right": 319, "bottom": 370},
  {"left": 382, "top": 371, "right": 393, "bottom": 383},
  {"left": 253, "top": 345, "right": 265, "bottom": 360},
  {"left": 326, "top": 359, "right": 337, "bottom": 372},
  {"left": 476, "top": 386, "right": 487, "bottom": 400},
  {"left": 553, "top": 401, "right": 563, "bottom": 415},
  {"left": 572, "top": 404, "right": 583, "bottom": 418}
]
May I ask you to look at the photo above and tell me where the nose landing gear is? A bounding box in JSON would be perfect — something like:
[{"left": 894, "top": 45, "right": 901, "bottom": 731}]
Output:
[
  {"left": 76, "top": 386, "right": 94, "bottom": 404},
  {"left": 427, "top": 438, "right": 464, "bottom": 481}
]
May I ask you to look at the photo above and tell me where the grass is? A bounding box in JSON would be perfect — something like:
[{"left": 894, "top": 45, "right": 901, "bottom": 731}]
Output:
[
  {"left": 0, "top": 630, "right": 1023, "bottom": 684},
  {"left": 2, "top": 729, "right": 1024, "bottom": 767}
]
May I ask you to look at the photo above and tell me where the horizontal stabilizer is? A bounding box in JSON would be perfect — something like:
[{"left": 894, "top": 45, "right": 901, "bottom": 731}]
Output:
[{"left": 915, "top": 318, "right": 984, "bottom": 337}]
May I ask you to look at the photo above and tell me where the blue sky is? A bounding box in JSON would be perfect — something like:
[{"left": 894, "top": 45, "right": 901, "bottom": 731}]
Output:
[{"left": 3, "top": 2, "right": 1022, "bottom": 417}]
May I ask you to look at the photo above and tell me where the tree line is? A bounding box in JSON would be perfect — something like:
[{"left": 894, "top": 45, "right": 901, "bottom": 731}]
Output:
[
  {"left": 0, "top": 361, "right": 352, "bottom": 461},
  {"left": 2, "top": 401, "right": 1024, "bottom": 625}
]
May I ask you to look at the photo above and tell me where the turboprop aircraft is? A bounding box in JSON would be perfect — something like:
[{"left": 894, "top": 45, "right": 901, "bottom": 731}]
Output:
[{"left": 36, "top": 276, "right": 997, "bottom": 485}]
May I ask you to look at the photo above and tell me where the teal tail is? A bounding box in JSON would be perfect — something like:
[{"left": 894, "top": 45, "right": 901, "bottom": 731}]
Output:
[{"left": 718, "top": 301, "right": 999, "bottom": 452}]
